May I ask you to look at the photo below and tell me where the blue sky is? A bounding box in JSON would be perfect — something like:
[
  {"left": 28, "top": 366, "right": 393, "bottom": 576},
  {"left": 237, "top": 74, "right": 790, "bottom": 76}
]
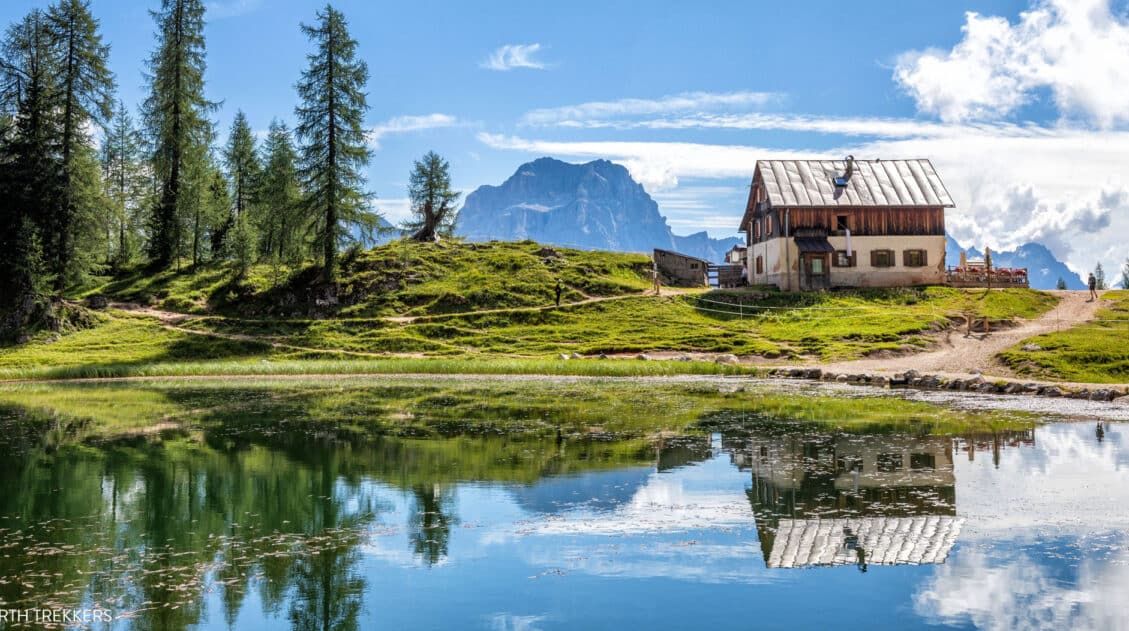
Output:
[{"left": 3, "top": 0, "right": 1128, "bottom": 278}]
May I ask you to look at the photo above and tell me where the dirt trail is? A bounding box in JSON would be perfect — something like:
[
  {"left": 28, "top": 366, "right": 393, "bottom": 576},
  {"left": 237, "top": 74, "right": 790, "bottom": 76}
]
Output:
[{"left": 819, "top": 291, "right": 1106, "bottom": 378}]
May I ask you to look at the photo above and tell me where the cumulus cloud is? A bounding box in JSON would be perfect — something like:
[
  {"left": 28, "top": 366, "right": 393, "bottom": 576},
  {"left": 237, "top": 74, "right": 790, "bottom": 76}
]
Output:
[
  {"left": 894, "top": 0, "right": 1129, "bottom": 126},
  {"left": 521, "top": 91, "right": 781, "bottom": 126},
  {"left": 368, "top": 113, "right": 460, "bottom": 149},
  {"left": 480, "top": 44, "right": 548, "bottom": 71}
]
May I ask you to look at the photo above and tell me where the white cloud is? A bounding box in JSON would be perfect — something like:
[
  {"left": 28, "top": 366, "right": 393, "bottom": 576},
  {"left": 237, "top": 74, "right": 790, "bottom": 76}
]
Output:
[
  {"left": 205, "top": 0, "right": 261, "bottom": 19},
  {"left": 480, "top": 44, "right": 548, "bottom": 71},
  {"left": 375, "top": 197, "right": 412, "bottom": 226},
  {"left": 894, "top": 0, "right": 1129, "bottom": 127},
  {"left": 521, "top": 91, "right": 781, "bottom": 126},
  {"left": 368, "top": 113, "right": 460, "bottom": 149}
]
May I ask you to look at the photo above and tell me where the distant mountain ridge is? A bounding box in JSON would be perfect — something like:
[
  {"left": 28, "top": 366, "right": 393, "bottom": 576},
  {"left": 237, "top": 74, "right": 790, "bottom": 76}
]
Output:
[
  {"left": 945, "top": 235, "right": 1084, "bottom": 289},
  {"left": 454, "top": 157, "right": 740, "bottom": 262}
]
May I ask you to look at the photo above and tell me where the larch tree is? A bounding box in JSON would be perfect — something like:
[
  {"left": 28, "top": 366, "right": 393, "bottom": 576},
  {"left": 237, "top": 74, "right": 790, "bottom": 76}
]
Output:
[
  {"left": 257, "top": 119, "right": 302, "bottom": 261},
  {"left": 101, "top": 99, "right": 146, "bottom": 270},
  {"left": 294, "top": 4, "right": 373, "bottom": 281},
  {"left": 1094, "top": 263, "right": 1106, "bottom": 290},
  {"left": 143, "top": 0, "right": 214, "bottom": 269},
  {"left": 220, "top": 109, "right": 260, "bottom": 257},
  {"left": 46, "top": 0, "right": 114, "bottom": 288},
  {"left": 406, "top": 151, "right": 460, "bottom": 242}
]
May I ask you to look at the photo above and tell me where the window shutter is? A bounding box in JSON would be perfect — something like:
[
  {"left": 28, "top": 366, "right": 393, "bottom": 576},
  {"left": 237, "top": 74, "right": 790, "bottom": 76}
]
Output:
[{"left": 870, "top": 250, "right": 879, "bottom": 267}]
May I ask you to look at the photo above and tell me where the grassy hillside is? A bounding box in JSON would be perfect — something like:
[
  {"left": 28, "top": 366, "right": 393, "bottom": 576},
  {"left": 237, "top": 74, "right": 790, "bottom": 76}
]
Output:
[
  {"left": 0, "top": 239, "right": 1064, "bottom": 379},
  {"left": 1000, "top": 290, "right": 1129, "bottom": 383},
  {"left": 82, "top": 240, "right": 653, "bottom": 317}
]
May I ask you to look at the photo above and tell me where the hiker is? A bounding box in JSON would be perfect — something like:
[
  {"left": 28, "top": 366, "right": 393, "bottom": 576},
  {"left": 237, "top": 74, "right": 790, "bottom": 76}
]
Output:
[
  {"left": 1088, "top": 273, "right": 1098, "bottom": 302},
  {"left": 652, "top": 263, "right": 661, "bottom": 295},
  {"left": 554, "top": 280, "right": 563, "bottom": 307}
]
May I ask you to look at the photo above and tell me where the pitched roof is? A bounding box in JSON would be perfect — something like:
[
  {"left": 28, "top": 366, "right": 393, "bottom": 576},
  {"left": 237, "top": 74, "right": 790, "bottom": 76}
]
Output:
[
  {"left": 765, "top": 516, "right": 962, "bottom": 569},
  {"left": 758, "top": 159, "right": 955, "bottom": 208}
]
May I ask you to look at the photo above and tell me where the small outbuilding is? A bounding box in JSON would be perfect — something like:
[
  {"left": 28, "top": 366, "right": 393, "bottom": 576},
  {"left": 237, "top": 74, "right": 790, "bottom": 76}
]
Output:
[{"left": 653, "top": 248, "right": 709, "bottom": 286}]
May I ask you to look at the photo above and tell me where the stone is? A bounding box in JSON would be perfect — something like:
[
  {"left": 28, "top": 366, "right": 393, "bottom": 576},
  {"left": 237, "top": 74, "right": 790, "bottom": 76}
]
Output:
[
  {"left": 84, "top": 295, "right": 109, "bottom": 310},
  {"left": 636, "top": 353, "right": 651, "bottom": 361},
  {"left": 1022, "top": 343, "right": 1043, "bottom": 352},
  {"left": 1041, "top": 386, "right": 1064, "bottom": 398},
  {"left": 558, "top": 353, "right": 570, "bottom": 360},
  {"left": 715, "top": 354, "right": 739, "bottom": 365},
  {"left": 570, "top": 352, "right": 582, "bottom": 360},
  {"left": 836, "top": 374, "right": 849, "bottom": 383}
]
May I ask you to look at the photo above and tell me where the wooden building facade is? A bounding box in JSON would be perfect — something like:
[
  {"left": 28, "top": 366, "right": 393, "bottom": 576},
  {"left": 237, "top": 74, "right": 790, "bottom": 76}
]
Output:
[{"left": 738, "top": 158, "right": 955, "bottom": 291}]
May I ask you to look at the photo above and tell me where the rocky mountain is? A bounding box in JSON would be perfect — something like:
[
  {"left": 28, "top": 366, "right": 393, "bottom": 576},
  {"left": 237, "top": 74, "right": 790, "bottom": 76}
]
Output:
[
  {"left": 455, "top": 157, "right": 740, "bottom": 262},
  {"left": 945, "top": 235, "right": 1084, "bottom": 289}
]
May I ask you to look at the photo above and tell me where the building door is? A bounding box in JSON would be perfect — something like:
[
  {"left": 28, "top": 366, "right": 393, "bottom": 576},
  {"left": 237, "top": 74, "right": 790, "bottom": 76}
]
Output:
[{"left": 802, "top": 253, "right": 830, "bottom": 290}]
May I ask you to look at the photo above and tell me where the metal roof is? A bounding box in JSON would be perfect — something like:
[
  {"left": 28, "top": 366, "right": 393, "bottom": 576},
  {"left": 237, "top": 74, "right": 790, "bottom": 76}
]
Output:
[
  {"left": 758, "top": 159, "right": 955, "bottom": 209},
  {"left": 766, "top": 515, "right": 962, "bottom": 569}
]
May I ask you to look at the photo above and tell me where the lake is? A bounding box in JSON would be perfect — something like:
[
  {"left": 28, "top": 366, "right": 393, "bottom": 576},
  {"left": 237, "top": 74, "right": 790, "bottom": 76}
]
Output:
[{"left": 0, "top": 377, "right": 1125, "bottom": 630}]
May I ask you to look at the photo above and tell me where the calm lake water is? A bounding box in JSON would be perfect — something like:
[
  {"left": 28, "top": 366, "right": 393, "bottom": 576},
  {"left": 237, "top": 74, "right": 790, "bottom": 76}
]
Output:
[{"left": 0, "top": 379, "right": 1125, "bottom": 630}]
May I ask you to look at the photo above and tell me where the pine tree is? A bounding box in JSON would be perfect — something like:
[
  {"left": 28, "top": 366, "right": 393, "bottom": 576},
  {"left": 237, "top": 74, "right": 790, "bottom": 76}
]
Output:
[
  {"left": 1055, "top": 277, "right": 1067, "bottom": 290},
  {"left": 1094, "top": 263, "right": 1106, "bottom": 290},
  {"left": 196, "top": 160, "right": 228, "bottom": 267},
  {"left": 46, "top": 0, "right": 114, "bottom": 287},
  {"left": 257, "top": 119, "right": 302, "bottom": 261},
  {"left": 143, "top": 0, "right": 215, "bottom": 269},
  {"left": 406, "top": 151, "right": 460, "bottom": 242},
  {"left": 1121, "top": 258, "right": 1129, "bottom": 290},
  {"left": 101, "top": 99, "right": 145, "bottom": 269},
  {"left": 295, "top": 4, "right": 373, "bottom": 280}
]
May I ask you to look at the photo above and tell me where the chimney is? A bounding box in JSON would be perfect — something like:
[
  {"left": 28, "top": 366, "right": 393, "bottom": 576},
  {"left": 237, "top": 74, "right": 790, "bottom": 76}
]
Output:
[{"left": 844, "top": 155, "right": 855, "bottom": 181}]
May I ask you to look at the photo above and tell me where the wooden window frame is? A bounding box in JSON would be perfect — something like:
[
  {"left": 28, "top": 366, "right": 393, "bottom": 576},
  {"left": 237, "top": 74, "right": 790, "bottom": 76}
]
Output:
[
  {"left": 766, "top": 215, "right": 774, "bottom": 236},
  {"left": 870, "top": 249, "right": 895, "bottom": 268},
  {"left": 903, "top": 249, "right": 927, "bottom": 268},
  {"left": 754, "top": 220, "right": 761, "bottom": 241},
  {"left": 755, "top": 255, "right": 764, "bottom": 274},
  {"left": 832, "top": 250, "right": 857, "bottom": 268}
]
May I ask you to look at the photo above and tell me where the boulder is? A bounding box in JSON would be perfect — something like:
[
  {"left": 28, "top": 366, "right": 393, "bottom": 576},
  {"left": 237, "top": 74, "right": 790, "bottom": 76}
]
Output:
[
  {"left": 1021, "top": 343, "right": 1043, "bottom": 352},
  {"left": 715, "top": 354, "right": 739, "bottom": 365},
  {"left": 84, "top": 295, "right": 109, "bottom": 310},
  {"left": 558, "top": 353, "right": 571, "bottom": 360}
]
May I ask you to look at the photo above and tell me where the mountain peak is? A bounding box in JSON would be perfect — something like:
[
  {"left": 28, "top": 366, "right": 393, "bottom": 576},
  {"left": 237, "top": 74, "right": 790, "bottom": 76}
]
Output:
[{"left": 455, "top": 158, "right": 739, "bottom": 261}]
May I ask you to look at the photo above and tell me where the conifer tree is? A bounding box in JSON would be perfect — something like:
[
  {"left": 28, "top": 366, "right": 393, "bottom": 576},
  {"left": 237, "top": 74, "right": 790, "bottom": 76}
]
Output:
[
  {"left": 47, "top": 0, "right": 114, "bottom": 287},
  {"left": 295, "top": 4, "right": 373, "bottom": 280},
  {"left": 1055, "top": 277, "right": 1067, "bottom": 290},
  {"left": 257, "top": 119, "right": 302, "bottom": 261},
  {"left": 1121, "top": 258, "right": 1129, "bottom": 290},
  {"left": 101, "top": 99, "right": 145, "bottom": 269},
  {"left": 224, "top": 110, "right": 260, "bottom": 221},
  {"left": 1094, "top": 263, "right": 1106, "bottom": 290},
  {"left": 143, "top": 0, "right": 214, "bottom": 269},
  {"left": 0, "top": 9, "right": 64, "bottom": 308},
  {"left": 406, "top": 151, "right": 460, "bottom": 242}
]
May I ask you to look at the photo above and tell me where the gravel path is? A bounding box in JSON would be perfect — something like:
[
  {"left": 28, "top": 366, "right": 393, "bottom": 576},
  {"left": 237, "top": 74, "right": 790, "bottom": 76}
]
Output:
[{"left": 819, "top": 291, "right": 1107, "bottom": 378}]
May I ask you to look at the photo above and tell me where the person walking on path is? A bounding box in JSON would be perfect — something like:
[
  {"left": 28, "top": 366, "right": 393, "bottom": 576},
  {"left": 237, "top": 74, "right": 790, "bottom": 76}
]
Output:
[
  {"left": 554, "top": 280, "right": 563, "bottom": 307},
  {"left": 652, "top": 262, "right": 662, "bottom": 296},
  {"left": 1088, "top": 273, "right": 1098, "bottom": 302}
]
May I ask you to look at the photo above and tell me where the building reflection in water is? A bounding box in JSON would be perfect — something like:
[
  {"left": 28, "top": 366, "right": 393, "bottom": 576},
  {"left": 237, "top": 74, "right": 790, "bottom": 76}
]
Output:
[{"left": 724, "top": 428, "right": 1035, "bottom": 570}]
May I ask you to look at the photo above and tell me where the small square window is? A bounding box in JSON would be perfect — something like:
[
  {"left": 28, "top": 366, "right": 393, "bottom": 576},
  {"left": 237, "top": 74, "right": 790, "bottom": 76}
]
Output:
[
  {"left": 904, "top": 249, "right": 927, "bottom": 267},
  {"left": 836, "top": 215, "right": 849, "bottom": 232},
  {"left": 833, "top": 250, "right": 855, "bottom": 267},
  {"left": 871, "top": 249, "right": 895, "bottom": 268}
]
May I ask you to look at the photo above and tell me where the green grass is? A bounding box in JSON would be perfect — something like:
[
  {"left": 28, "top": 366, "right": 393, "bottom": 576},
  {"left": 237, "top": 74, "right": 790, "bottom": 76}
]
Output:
[
  {"left": 77, "top": 239, "right": 652, "bottom": 317},
  {"left": 16, "top": 241, "right": 1059, "bottom": 378},
  {"left": 999, "top": 290, "right": 1129, "bottom": 383}
]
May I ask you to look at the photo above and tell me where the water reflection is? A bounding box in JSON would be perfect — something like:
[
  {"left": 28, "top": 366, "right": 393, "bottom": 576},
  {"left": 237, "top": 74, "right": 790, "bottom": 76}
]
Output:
[{"left": 0, "top": 385, "right": 1124, "bottom": 630}]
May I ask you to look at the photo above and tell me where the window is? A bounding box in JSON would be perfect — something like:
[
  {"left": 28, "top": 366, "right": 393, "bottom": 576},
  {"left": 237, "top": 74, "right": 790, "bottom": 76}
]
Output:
[
  {"left": 871, "top": 249, "right": 895, "bottom": 268},
  {"left": 836, "top": 215, "right": 849, "bottom": 233},
  {"left": 903, "top": 249, "right": 927, "bottom": 267},
  {"left": 766, "top": 215, "right": 774, "bottom": 236},
  {"left": 877, "top": 453, "right": 903, "bottom": 472},
  {"left": 754, "top": 220, "right": 761, "bottom": 240},
  {"left": 833, "top": 250, "right": 856, "bottom": 267},
  {"left": 755, "top": 255, "right": 764, "bottom": 274},
  {"left": 690, "top": 262, "right": 699, "bottom": 269},
  {"left": 910, "top": 453, "right": 936, "bottom": 470}
]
